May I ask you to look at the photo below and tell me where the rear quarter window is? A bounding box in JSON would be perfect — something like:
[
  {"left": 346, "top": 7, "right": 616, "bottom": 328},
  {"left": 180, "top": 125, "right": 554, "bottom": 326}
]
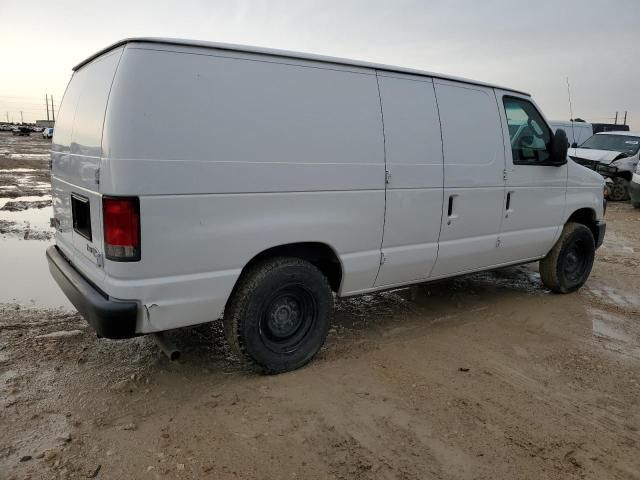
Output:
[{"left": 53, "top": 47, "right": 123, "bottom": 157}]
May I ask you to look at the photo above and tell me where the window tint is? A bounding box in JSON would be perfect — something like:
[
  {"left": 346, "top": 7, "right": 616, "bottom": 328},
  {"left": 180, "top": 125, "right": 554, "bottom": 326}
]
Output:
[{"left": 503, "top": 97, "right": 551, "bottom": 164}]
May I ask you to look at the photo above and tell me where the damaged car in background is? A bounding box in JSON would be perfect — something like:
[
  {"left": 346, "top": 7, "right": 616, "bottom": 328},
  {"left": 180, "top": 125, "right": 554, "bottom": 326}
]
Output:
[
  {"left": 630, "top": 161, "right": 640, "bottom": 208},
  {"left": 569, "top": 131, "right": 640, "bottom": 201}
]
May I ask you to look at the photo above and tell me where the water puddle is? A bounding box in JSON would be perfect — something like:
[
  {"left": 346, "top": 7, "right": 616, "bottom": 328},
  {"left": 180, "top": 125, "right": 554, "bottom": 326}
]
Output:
[
  {"left": 589, "top": 308, "right": 640, "bottom": 359},
  {"left": 0, "top": 195, "right": 50, "bottom": 209},
  {"left": 0, "top": 202, "right": 52, "bottom": 230},
  {"left": 587, "top": 283, "right": 640, "bottom": 310},
  {"left": 6, "top": 153, "right": 50, "bottom": 159},
  {"left": 0, "top": 237, "right": 72, "bottom": 309},
  {"left": 600, "top": 230, "right": 637, "bottom": 255}
]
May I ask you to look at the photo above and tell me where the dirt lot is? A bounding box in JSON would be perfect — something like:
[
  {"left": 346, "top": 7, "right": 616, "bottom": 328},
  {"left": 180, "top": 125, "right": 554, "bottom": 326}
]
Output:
[
  {"left": 1, "top": 132, "right": 639, "bottom": 479},
  {"left": 0, "top": 131, "right": 53, "bottom": 241}
]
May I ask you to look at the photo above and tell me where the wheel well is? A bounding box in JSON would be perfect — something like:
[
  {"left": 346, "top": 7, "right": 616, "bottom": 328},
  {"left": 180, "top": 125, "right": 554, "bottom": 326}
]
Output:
[
  {"left": 240, "top": 242, "right": 343, "bottom": 293},
  {"left": 567, "top": 208, "right": 598, "bottom": 240}
]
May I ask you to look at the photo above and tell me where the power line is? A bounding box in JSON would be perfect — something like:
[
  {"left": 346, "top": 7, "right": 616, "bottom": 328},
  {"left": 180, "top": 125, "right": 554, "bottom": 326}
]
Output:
[
  {"left": 0, "top": 95, "right": 58, "bottom": 100},
  {"left": 0, "top": 99, "right": 56, "bottom": 104}
]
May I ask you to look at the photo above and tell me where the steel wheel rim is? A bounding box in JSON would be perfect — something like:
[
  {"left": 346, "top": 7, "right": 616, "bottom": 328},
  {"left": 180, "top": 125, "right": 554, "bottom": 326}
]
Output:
[
  {"left": 563, "top": 239, "right": 589, "bottom": 283},
  {"left": 259, "top": 284, "right": 317, "bottom": 354}
]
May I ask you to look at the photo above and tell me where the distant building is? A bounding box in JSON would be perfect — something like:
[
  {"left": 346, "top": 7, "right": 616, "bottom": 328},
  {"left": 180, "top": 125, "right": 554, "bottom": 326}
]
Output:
[{"left": 36, "top": 120, "right": 55, "bottom": 128}]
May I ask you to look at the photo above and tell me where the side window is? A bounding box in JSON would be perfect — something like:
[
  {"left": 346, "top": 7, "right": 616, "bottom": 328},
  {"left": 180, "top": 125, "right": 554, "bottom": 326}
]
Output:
[{"left": 503, "top": 97, "right": 552, "bottom": 165}]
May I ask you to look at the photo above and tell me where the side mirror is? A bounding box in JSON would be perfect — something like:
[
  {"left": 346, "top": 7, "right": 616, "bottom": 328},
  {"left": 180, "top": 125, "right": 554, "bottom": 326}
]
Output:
[
  {"left": 550, "top": 129, "right": 569, "bottom": 166},
  {"left": 571, "top": 142, "right": 578, "bottom": 148}
]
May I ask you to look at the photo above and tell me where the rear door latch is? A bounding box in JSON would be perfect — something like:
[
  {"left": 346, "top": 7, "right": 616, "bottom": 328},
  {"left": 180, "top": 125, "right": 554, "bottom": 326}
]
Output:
[{"left": 86, "top": 244, "right": 104, "bottom": 267}]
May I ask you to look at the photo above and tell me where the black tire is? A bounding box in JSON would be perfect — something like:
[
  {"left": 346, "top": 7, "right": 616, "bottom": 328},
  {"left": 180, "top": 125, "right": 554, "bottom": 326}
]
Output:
[
  {"left": 223, "top": 257, "right": 333, "bottom": 373},
  {"left": 609, "top": 177, "right": 630, "bottom": 202},
  {"left": 539, "top": 222, "right": 595, "bottom": 294}
]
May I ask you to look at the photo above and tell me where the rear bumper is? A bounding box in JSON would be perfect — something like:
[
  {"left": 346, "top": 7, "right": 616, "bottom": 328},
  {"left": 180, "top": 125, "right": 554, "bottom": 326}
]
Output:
[
  {"left": 594, "top": 221, "right": 606, "bottom": 249},
  {"left": 46, "top": 246, "right": 139, "bottom": 339}
]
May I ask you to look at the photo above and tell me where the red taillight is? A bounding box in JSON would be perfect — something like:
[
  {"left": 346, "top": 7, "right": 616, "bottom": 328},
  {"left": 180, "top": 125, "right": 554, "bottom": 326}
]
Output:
[{"left": 103, "top": 197, "right": 140, "bottom": 261}]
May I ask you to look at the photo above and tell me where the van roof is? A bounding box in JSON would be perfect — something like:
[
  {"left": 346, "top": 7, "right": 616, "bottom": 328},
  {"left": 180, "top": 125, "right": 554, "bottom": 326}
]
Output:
[{"left": 74, "top": 37, "right": 530, "bottom": 96}]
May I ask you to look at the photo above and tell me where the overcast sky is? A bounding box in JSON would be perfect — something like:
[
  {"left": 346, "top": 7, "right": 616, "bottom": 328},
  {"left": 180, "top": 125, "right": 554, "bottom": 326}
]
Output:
[{"left": 2, "top": 0, "right": 639, "bottom": 128}]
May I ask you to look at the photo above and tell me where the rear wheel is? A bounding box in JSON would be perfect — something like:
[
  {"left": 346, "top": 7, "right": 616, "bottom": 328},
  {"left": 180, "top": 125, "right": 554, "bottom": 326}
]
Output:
[
  {"left": 609, "top": 177, "right": 630, "bottom": 202},
  {"left": 223, "top": 257, "right": 333, "bottom": 373},
  {"left": 540, "top": 222, "right": 595, "bottom": 293}
]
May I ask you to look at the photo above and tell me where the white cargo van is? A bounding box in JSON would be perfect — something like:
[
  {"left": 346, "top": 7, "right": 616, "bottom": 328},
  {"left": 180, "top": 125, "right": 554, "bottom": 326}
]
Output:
[
  {"left": 47, "top": 38, "right": 606, "bottom": 373},
  {"left": 549, "top": 121, "right": 593, "bottom": 148}
]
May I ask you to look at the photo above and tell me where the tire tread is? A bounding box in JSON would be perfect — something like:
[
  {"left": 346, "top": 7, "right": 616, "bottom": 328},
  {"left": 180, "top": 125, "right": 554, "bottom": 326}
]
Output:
[
  {"left": 540, "top": 222, "right": 594, "bottom": 294},
  {"left": 223, "top": 257, "right": 332, "bottom": 373}
]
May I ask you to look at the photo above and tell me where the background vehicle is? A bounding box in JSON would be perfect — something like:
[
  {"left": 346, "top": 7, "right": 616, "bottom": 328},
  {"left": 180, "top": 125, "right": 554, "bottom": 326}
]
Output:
[
  {"left": 549, "top": 120, "right": 593, "bottom": 147},
  {"left": 12, "top": 126, "right": 31, "bottom": 136},
  {"left": 592, "top": 123, "right": 630, "bottom": 134},
  {"left": 47, "top": 38, "right": 606, "bottom": 373},
  {"left": 569, "top": 131, "right": 640, "bottom": 201},
  {"left": 42, "top": 127, "right": 54, "bottom": 138},
  {"left": 630, "top": 162, "right": 640, "bottom": 208}
]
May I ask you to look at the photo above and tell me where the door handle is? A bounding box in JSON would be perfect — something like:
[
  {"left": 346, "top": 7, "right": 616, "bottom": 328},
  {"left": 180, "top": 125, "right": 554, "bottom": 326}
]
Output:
[
  {"left": 505, "top": 191, "right": 514, "bottom": 218},
  {"left": 447, "top": 195, "right": 456, "bottom": 225}
]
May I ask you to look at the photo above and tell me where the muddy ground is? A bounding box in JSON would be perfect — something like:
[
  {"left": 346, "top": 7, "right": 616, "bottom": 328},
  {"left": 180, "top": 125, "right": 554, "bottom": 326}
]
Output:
[
  {"left": 1, "top": 132, "right": 639, "bottom": 479},
  {"left": 0, "top": 131, "right": 53, "bottom": 241}
]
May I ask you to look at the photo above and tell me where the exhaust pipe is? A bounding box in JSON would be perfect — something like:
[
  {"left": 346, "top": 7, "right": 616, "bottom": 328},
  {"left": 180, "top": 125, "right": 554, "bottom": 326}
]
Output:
[{"left": 153, "top": 332, "right": 180, "bottom": 361}]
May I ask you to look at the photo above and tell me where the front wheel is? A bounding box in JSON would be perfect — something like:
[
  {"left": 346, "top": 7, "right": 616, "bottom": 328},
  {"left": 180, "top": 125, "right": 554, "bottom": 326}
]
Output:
[
  {"left": 223, "top": 257, "right": 333, "bottom": 373},
  {"left": 609, "top": 177, "right": 630, "bottom": 202},
  {"left": 540, "top": 222, "right": 595, "bottom": 293}
]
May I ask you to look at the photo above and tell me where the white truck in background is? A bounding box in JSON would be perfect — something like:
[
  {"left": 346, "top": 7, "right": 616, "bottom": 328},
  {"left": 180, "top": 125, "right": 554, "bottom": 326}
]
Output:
[{"left": 549, "top": 121, "right": 593, "bottom": 148}]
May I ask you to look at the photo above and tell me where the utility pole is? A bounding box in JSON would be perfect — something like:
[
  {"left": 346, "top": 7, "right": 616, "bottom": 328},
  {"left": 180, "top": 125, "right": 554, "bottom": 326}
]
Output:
[
  {"left": 45, "top": 94, "right": 50, "bottom": 121},
  {"left": 614, "top": 112, "right": 618, "bottom": 125},
  {"left": 51, "top": 95, "right": 55, "bottom": 122},
  {"left": 623, "top": 111, "right": 628, "bottom": 125},
  {"left": 20, "top": 111, "right": 23, "bottom": 124}
]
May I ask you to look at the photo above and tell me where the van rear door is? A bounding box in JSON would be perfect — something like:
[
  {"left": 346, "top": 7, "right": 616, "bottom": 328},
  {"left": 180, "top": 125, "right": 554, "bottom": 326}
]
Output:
[{"left": 51, "top": 48, "right": 123, "bottom": 282}]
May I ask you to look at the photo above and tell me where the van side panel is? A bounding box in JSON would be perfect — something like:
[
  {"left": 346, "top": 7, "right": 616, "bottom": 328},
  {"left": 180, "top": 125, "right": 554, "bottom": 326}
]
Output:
[
  {"left": 102, "top": 47, "right": 384, "bottom": 193},
  {"left": 430, "top": 80, "right": 507, "bottom": 277},
  {"left": 101, "top": 45, "right": 386, "bottom": 332},
  {"left": 373, "top": 73, "right": 444, "bottom": 287}
]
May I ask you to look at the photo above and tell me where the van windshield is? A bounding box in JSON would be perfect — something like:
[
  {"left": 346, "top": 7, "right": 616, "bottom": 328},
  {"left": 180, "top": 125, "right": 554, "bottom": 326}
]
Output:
[{"left": 579, "top": 134, "right": 640, "bottom": 155}]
